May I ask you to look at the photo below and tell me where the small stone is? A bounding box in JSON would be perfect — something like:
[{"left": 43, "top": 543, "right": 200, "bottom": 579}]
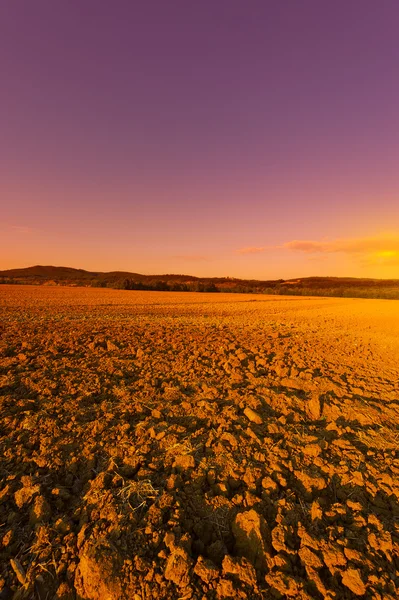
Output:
[
  {"left": 174, "top": 455, "right": 195, "bottom": 471},
  {"left": 298, "top": 546, "right": 323, "bottom": 569},
  {"left": 75, "top": 541, "right": 124, "bottom": 600},
  {"left": 164, "top": 547, "right": 192, "bottom": 587},
  {"left": 194, "top": 556, "right": 219, "bottom": 583},
  {"left": 212, "top": 483, "right": 229, "bottom": 496},
  {"left": 106, "top": 341, "right": 118, "bottom": 351},
  {"left": 30, "top": 495, "right": 51, "bottom": 525},
  {"left": 166, "top": 474, "right": 182, "bottom": 491},
  {"left": 216, "top": 578, "right": 235, "bottom": 598},
  {"left": 55, "top": 582, "right": 75, "bottom": 600},
  {"left": 55, "top": 518, "right": 71, "bottom": 534},
  {"left": 164, "top": 532, "right": 176, "bottom": 549},
  {"left": 207, "top": 470, "right": 216, "bottom": 485},
  {"left": 14, "top": 484, "right": 40, "bottom": 508},
  {"left": 341, "top": 568, "right": 366, "bottom": 596},
  {"left": 347, "top": 500, "right": 362, "bottom": 512},
  {"left": 10, "top": 558, "right": 26, "bottom": 584},
  {"left": 243, "top": 407, "right": 262, "bottom": 425},
  {"left": 311, "top": 501, "right": 322, "bottom": 521},
  {"left": 222, "top": 555, "right": 257, "bottom": 587},
  {"left": 261, "top": 476, "right": 277, "bottom": 492},
  {"left": 232, "top": 509, "right": 270, "bottom": 571},
  {"left": 307, "top": 394, "right": 321, "bottom": 419},
  {"left": 303, "top": 444, "right": 321, "bottom": 457}
]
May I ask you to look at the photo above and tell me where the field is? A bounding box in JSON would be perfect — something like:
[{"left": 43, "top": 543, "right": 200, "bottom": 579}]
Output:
[{"left": 1, "top": 285, "right": 398, "bottom": 600}]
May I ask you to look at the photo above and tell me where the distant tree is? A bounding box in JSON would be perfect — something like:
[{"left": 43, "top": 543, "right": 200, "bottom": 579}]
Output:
[
  {"left": 153, "top": 280, "right": 169, "bottom": 291},
  {"left": 203, "top": 283, "right": 219, "bottom": 293}
]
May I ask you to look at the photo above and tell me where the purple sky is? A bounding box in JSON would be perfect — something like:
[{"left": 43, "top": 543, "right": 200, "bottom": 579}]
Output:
[{"left": 1, "top": 1, "right": 399, "bottom": 278}]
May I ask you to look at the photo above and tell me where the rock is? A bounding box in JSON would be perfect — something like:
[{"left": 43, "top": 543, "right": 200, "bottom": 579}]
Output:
[
  {"left": 216, "top": 578, "right": 236, "bottom": 598},
  {"left": 302, "top": 443, "right": 321, "bottom": 457},
  {"left": 54, "top": 582, "right": 75, "bottom": 599},
  {"left": 271, "top": 524, "right": 288, "bottom": 553},
  {"left": 261, "top": 477, "right": 278, "bottom": 493},
  {"left": 298, "top": 546, "right": 323, "bottom": 569},
  {"left": 306, "top": 394, "right": 321, "bottom": 419},
  {"left": 174, "top": 455, "right": 195, "bottom": 471},
  {"left": 106, "top": 341, "right": 118, "bottom": 351},
  {"left": 207, "top": 470, "right": 216, "bottom": 485},
  {"left": 265, "top": 571, "right": 301, "bottom": 597},
  {"left": 14, "top": 483, "right": 40, "bottom": 508},
  {"left": 75, "top": 540, "right": 124, "bottom": 600},
  {"left": 10, "top": 558, "right": 26, "bottom": 585},
  {"left": 164, "top": 532, "right": 176, "bottom": 549},
  {"left": 321, "top": 543, "right": 347, "bottom": 574},
  {"left": 347, "top": 500, "right": 363, "bottom": 512},
  {"left": 243, "top": 408, "right": 262, "bottom": 425},
  {"left": 30, "top": 495, "right": 51, "bottom": 525},
  {"left": 166, "top": 474, "right": 183, "bottom": 491},
  {"left": 341, "top": 568, "right": 366, "bottom": 595},
  {"left": 368, "top": 531, "right": 392, "bottom": 555},
  {"left": 310, "top": 501, "right": 322, "bottom": 521},
  {"left": 193, "top": 556, "right": 219, "bottom": 583},
  {"left": 55, "top": 517, "right": 71, "bottom": 534},
  {"left": 222, "top": 555, "right": 257, "bottom": 587},
  {"left": 164, "top": 547, "right": 192, "bottom": 587},
  {"left": 232, "top": 509, "right": 270, "bottom": 571}
]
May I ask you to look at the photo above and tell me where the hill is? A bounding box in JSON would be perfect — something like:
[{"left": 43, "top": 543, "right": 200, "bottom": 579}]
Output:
[{"left": 1, "top": 265, "right": 399, "bottom": 299}]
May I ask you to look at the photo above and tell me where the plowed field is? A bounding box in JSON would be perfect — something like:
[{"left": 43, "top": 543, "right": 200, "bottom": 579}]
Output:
[{"left": 1, "top": 286, "right": 398, "bottom": 599}]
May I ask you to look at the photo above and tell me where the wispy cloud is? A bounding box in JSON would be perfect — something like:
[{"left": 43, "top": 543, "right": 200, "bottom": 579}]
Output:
[
  {"left": 9, "top": 225, "right": 34, "bottom": 234},
  {"left": 283, "top": 235, "right": 399, "bottom": 255},
  {"left": 236, "top": 245, "right": 271, "bottom": 255}
]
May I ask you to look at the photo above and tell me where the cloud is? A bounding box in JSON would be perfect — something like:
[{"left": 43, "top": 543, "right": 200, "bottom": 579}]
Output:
[
  {"left": 237, "top": 246, "right": 267, "bottom": 255},
  {"left": 236, "top": 245, "right": 276, "bottom": 255},
  {"left": 283, "top": 235, "right": 399, "bottom": 256},
  {"left": 9, "top": 225, "right": 34, "bottom": 234},
  {"left": 236, "top": 234, "right": 399, "bottom": 269}
]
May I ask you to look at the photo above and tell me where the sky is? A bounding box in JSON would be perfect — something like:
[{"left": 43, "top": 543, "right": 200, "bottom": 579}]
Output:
[{"left": 1, "top": 1, "right": 399, "bottom": 280}]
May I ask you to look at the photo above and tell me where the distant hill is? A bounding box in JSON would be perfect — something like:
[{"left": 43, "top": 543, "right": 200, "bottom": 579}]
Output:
[{"left": 1, "top": 265, "right": 399, "bottom": 299}]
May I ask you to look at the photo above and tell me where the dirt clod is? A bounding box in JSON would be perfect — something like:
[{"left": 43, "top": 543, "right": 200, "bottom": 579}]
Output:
[
  {"left": 232, "top": 510, "right": 270, "bottom": 571},
  {"left": 341, "top": 568, "right": 367, "bottom": 595}
]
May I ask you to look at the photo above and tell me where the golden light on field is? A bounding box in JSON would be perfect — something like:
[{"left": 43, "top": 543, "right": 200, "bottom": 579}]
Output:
[{"left": 1, "top": 285, "right": 399, "bottom": 597}]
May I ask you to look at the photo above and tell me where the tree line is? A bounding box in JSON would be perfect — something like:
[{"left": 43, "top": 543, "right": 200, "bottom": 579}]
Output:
[{"left": 122, "top": 279, "right": 219, "bottom": 292}]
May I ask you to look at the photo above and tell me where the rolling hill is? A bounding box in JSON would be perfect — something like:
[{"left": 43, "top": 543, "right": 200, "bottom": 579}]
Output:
[{"left": 1, "top": 265, "right": 399, "bottom": 299}]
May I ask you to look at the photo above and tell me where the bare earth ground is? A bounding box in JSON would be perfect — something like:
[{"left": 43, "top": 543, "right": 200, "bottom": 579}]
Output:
[{"left": 0, "top": 286, "right": 398, "bottom": 600}]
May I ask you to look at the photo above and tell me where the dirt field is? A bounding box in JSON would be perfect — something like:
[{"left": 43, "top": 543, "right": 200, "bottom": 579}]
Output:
[{"left": 0, "top": 285, "right": 398, "bottom": 599}]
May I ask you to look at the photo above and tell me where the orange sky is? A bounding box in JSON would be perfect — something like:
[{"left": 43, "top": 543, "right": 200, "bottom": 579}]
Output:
[{"left": 1, "top": 2, "right": 399, "bottom": 280}]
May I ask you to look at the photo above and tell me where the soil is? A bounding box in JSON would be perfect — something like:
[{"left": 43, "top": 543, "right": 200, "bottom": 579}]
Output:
[{"left": 0, "top": 285, "right": 398, "bottom": 599}]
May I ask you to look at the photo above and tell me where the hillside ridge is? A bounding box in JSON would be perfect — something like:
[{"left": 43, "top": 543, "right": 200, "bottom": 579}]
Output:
[{"left": 1, "top": 265, "right": 399, "bottom": 299}]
